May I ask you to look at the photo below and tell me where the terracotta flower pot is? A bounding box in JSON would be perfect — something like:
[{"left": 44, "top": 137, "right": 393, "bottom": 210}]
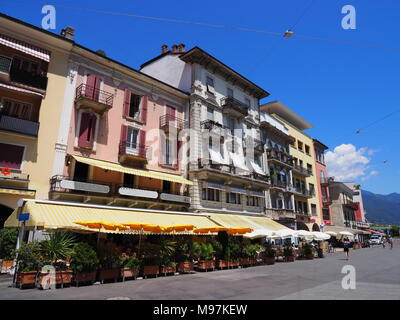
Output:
[
  {"left": 216, "top": 260, "right": 229, "bottom": 269},
  {"left": 120, "top": 268, "right": 138, "bottom": 281},
  {"left": 1, "top": 260, "right": 14, "bottom": 274},
  {"left": 177, "top": 262, "right": 194, "bottom": 273},
  {"left": 143, "top": 265, "right": 160, "bottom": 278},
  {"left": 285, "top": 255, "right": 295, "bottom": 262},
  {"left": 264, "top": 257, "right": 275, "bottom": 265},
  {"left": 16, "top": 271, "right": 37, "bottom": 289},
  {"left": 97, "top": 268, "right": 120, "bottom": 283},
  {"left": 37, "top": 270, "right": 73, "bottom": 289},
  {"left": 73, "top": 271, "right": 97, "bottom": 286},
  {"left": 240, "top": 258, "right": 251, "bottom": 267},
  {"left": 197, "top": 260, "right": 215, "bottom": 271},
  {"left": 229, "top": 260, "right": 240, "bottom": 268}
]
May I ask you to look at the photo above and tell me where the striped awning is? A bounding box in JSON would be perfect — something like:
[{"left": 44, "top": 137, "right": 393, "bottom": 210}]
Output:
[
  {"left": 0, "top": 188, "right": 35, "bottom": 196},
  {"left": 0, "top": 83, "right": 44, "bottom": 97},
  {"left": 208, "top": 213, "right": 291, "bottom": 232},
  {"left": 0, "top": 33, "right": 50, "bottom": 62},
  {"left": 72, "top": 155, "right": 193, "bottom": 185},
  {"left": 4, "top": 201, "right": 217, "bottom": 234}
]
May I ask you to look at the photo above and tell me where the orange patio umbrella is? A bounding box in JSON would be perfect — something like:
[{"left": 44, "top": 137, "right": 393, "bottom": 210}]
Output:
[
  {"left": 193, "top": 226, "right": 230, "bottom": 234},
  {"left": 227, "top": 227, "right": 253, "bottom": 235},
  {"left": 161, "top": 225, "right": 195, "bottom": 232}
]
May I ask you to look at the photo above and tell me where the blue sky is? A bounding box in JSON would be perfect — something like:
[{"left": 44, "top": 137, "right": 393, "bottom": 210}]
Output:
[{"left": 1, "top": 0, "right": 399, "bottom": 195}]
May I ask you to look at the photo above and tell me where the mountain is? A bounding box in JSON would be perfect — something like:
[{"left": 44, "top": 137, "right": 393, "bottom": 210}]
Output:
[{"left": 362, "top": 190, "right": 400, "bottom": 225}]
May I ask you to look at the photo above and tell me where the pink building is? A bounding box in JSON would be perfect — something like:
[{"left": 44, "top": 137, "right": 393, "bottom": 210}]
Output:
[
  {"left": 313, "top": 139, "right": 332, "bottom": 225},
  {"left": 49, "top": 49, "right": 192, "bottom": 211}
]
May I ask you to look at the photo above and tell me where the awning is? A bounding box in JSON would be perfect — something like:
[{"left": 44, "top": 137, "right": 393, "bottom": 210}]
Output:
[
  {"left": 364, "top": 228, "right": 382, "bottom": 235},
  {"left": 0, "top": 33, "right": 50, "bottom": 62},
  {"left": 209, "top": 148, "right": 226, "bottom": 164},
  {"left": 208, "top": 213, "right": 291, "bottom": 232},
  {"left": 229, "top": 152, "right": 249, "bottom": 172},
  {"left": 4, "top": 201, "right": 217, "bottom": 233},
  {"left": 72, "top": 155, "right": 193, "bottom": 185},
  {"left": 248, "top": 160, "right": 266, "bottom": 175},
  {"left": 323, "top": 225, "right": 357, "bottom": 235},
  {"left": 0, "top": 83, "right": 44, "bottom": 97},
  {"left": 0, "top": 188, "right": 35, "bottom": 196}
]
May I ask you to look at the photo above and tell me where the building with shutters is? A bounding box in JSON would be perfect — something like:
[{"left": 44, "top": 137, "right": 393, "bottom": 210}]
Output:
[
  {"left": 0, "top": 14, "right": 75, "bottom": 227},
  {"left": 141, "top": 45, "right": 271, "bottom": 218},
  {"left": 260, "top": 101, "right": 322, "bottom": 231}
]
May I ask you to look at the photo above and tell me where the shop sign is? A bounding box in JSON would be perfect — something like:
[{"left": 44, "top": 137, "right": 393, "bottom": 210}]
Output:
[
  {"left": 160, "top": 193, "right": 191, "bottom": 203},
  {"left": 18, "top": 213, "right": 30, "bottom": 221},
  {"left": 60, "top": 180, "right": 110, "bottom": 193}
]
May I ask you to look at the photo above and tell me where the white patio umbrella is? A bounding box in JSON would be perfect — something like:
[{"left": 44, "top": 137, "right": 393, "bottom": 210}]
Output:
[
  {"left": 243, "top": 229, "right": 275, "bottom": 239},
  {"left": 294, "top": 230, "right": 313, "bottom": 238},
  {"left": 311, "top": 231, "right": 331, "bottom": 240},
  {"left": 274, "top": 229, "right": 295, "bottom": 238},
  {"left": 339, "top": 231, "right": 354, "bottom": 236},
  {"left": 325, "top": 231, "right": 338, "bottom": 236}
]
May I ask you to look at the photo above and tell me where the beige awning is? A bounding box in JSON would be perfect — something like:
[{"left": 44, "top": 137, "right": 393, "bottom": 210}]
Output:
[{"left": 0, "top": 33, "right": 50, "bottom": 62}]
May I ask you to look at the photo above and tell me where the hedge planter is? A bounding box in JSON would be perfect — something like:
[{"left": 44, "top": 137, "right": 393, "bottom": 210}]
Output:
[
  {"left": 37, "top": 270, "right": 73, "bottom": 289},
  {"left": 160, "top": 265, "right": 176, "bottom": 276},
  {"left": 1, "top": 260, "right": 14, "bottom": 274},
  {"left": 264, "top": 257, "right": 275, "bottom": 265},
  {"left": 216, "top": 260, "right": 229, "bottom": 269},
  {"left": 97, "top": 268, "right": 120, "bottom": 283},
  {"left": 16, "top": 271, "right": 37, "bottom": 289},
  {"left": 143, "top": 265, "right": 160, "bottom": 278},
  {"left": 177, "top": 262, "right": 194, "bottom": 273},
  {"left": 197, "top": 260, "right": 215, "bottom": 272},
  {"left": 120, "top": 268, "right": 138, "bottom": 281},
  {"left": 73, "top": 271, "right": 96, "bottom": 287}
]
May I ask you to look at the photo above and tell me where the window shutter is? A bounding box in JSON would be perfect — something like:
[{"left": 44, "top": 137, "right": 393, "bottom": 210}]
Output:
[
  {"left": 78, "top": 112, "right": 90, "bottom": 148},
  {"left": 0, "top": 143, "right": 24, "bottom": 169},
  {"left": 88, "top": 114, "right": 97, "bottom": 148},
  {"left": 141, "top": 96, "right": 148, "bottom": 123},
  {"left": 123, "top": 89, "right": 131, "bottom": 117},
  {"left": 174, "top": 140, "right": 182, "bottom": 169},
  {"left": 138, "top": 130, "right": 146, "bottom": 158},
  {"left": 85, "top": 74, "right": 96, "bottom": 99},
  {"left": 160, "top": 135, "right": 166, "bottom": 165},
  {"left": 120, "top": 125, "right": 128, "bottom": 144}
]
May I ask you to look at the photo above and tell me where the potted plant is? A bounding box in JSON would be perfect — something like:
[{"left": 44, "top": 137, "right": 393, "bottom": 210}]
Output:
[
  {"left": 14, "top": 241, "right": 41, "bottom": 289},
  {"left": 37, "top": 230, "right": 76, "bottom": 289},
  {"left": 141, "top": 243, "right": 161, "bottom": 278},
  {"left": 70, "top": 242, "right": 99, "bottom": 286},
  {"left": 263, "top": 244, "right": 276, "bottom": 265},
  {"left": 283, "top": 245, "right": 295, "bottom": 262},
  {"left": 212, "top": 240, "right": 228, "bottom": 269},
  {"left": 176, "top": 242, "right": 194, "bottom": 273},
  {"left": 159, "top": 239, "right": 177, "bottom": 275},
  {"left": 97, "top": 241, "right": 121, "bottom": 283},
  {"left": 119, "top": 255, "right": 141, "bottom": 281},
  {"left": 303, "top": 243, "right": 314, "bottom": 260},
  {"left": 228, "top": 240, "right": 242, "bottom": 268},
  {"left": 0, "top": 228, "right": 18, "bottom": 274},
  {"left": 195, "top": 242, "right": 215, "bottom": 271}
]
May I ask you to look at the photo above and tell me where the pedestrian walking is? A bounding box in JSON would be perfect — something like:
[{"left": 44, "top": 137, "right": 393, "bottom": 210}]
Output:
[
  {"left": 382, "top": 237, "right": 386, "bottom": 249},
  {"left": 343, "top": 238, "right": 350, "bottom": 260},
  {"left": 388, "top": 237, "right": 393, "bottom": 250}
]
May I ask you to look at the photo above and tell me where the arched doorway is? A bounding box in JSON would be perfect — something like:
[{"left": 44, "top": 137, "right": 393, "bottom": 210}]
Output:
[
  {"left": 296, "top": 221, "right": 309, "bottom": 231},
  {"left": 312, "top": 223, "right": 320, "bottom": 231},
  {"left": 0, "top": 204, "right": 14, "bottom": 229}
]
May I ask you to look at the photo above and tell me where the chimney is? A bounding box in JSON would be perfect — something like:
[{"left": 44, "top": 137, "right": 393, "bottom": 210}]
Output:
[
  {"left": 60, "top": 26, "right": 75, "bottom": 40},
  {"left": 178, "top": 43, "right": 186, "bottom": 53},
  {"left": 171, "top": 44, "right": 178, "bottom": 53},
  {"left": 96, "top": 49, "right": 106, "bottom": 57},
  {"left": 161, "top": 44, "right": 168, "bottom": 54}
]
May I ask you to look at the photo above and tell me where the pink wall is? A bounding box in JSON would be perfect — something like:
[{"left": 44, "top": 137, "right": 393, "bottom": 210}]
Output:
[
  {"left": 65, "top": 66, "right": 186, "bottom": 178},
  {"left": 314, "top": 154, "right": 331, "bottom": 222}
]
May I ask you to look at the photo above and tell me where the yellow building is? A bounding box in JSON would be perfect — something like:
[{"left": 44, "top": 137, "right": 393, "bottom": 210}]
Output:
[
  {"left": 0, "top": 14, "right": 73, "bottom": 226},
  {"left": 261, "top": 101, "right": 322, "bottom": 231}
]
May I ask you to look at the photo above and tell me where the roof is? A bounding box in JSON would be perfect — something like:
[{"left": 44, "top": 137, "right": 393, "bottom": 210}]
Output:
[
  {"left": 0, "top": 13, "right": 189, "bottom": 98},
  {"left": 260, "top": 101, "right": 313, "bottom": 131},
  {"left": 313, "top": 138, "right": 329, "bottom": 151}
]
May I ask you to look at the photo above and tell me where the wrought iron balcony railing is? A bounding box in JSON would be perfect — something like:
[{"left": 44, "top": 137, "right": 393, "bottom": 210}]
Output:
[
  {"left": 0, "top": 115, "right": 39, "bottom": 137},
  {"left": 220, "top": 97, "right": 249, "bottom": 117},
  {"left": 10, "top": 67, "right": 48, "bottom": 91},
  {"left": 266, "top": 147, "right": 294, "bottom": 167},
  {"left": 75, "top": 83, "right": 114, "bottom": 107},
  {"left": 119, "top": 141, "right": 150, "bottom": 160},
  {"left": 160, "top": 114, "right": 185, "bottom": 130},
  {"left": 292, "top": 164, "right": 312, "bottom": 176}
]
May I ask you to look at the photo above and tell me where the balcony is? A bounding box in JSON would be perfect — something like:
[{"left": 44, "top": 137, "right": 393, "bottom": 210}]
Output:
[
  {"left": 320, "top": 176, "right": 334, "bottom": 186},
  {"left": 0, "top": 171, "right": 30, "bottom": 189},
  {"left": 75, "top": 84, "right": 114, "bottom": 115},
  {"left": 220, "top": 97, "right": 249, "bottom": 118},
  {"left": 160, "top": 114, "right": 185, "bottom": 132},
  {"left": 292, "top": 186, "right": 315, "bottom": 198},
  {"left": 270, "top": 179, "right": 288, "bottom": 190},
  {"left": 0, "top": 56, "right": 12, "bottom": 82},
  {"left": 9, "top": 67, "right": 48, "bottom": 91},
  {"left": 343, "top": 200, "right": 358, "bottom": 210},
  {"left": 200, "top": 120, "right": 229, "bottom": 136},
  {"left": 322, "top": 196, "right": 332, "bottom": 206},
  {"left": 119, "top": 141, "right": 151, "bottom": 164},
  {"left": 0, "top": 115, "right": 39, "bottom": 137},
  {"left": 266, "top": 147, "right": 293, "bottom": 168},
  {"left": 244, "top": 137, "right": 265, "bottom": 153},
  {"left": 265, "top": 208, "right": 296, "bottom": 220},
  {"left": 292, "top": 164, "right": 312, "bottom": 177}
]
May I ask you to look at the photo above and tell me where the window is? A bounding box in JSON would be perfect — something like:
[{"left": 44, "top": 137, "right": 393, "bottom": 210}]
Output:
[
  {"left": 127, "top": 127, "right": 139, "bottom": 149},
  {"left": 163, "top": 181, "right": 171, "bottom": 193},
  {"left": 165, "top": 138, "right": 172, "bottom": 165},
  {"left": 227, "top": 88, "right": 234, "bottom": 98},
  {"left": 78, "top": 112, "right": 97, "bottom": 149},
  {"left": 220, "top": 137, "right": 225, "bottom": 159},
  {"left": 207, "top": 107, "right": 214, "bottom": 121},
  {"left": 311, "top": 204, "right": 317, "bottom": 216},
  {"left": 307, "top": 163, "right": 312, "bottom": 173},
  {"left": 247, "top": 196, "right": 260, "bottom": 207},
  {"left": 244, "top": 97, "right": 251, "bottom": 108},
  {"left": 12, "top": 56, "right": 40, "bottom": 74},
  {"left": 129, "top": 93, "right": 141, "bottom": 119},
  {"left": 206, "top": 76, "right": 215, "bottom": 94},
  {"left": 305, "top": 145, "right": 310, "bottom": 155},
  {"left": 2, "top": 98, "right": 32, "bottom": 120},
  {"left": 123, "top": 174, "right": 135, "bottom": 187},
  {"left": 226, "top": 192, "right": 241, "bottom": 204},
  {"left": 202, "top": 188, "right": 221, "bottom": 202},
  {"left": 297, "top": 141, "right": 303, "bottom": 152},
  {"left": 0, "top": 143, "right": 24, "bottom": 170},
  {"left": 322, "top": 208, "right": 330, "bottom": 221}
]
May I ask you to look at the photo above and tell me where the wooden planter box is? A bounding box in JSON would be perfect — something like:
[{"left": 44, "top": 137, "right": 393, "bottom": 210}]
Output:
[
  {"left": 120, "top": 268, "right": 138, "bottom": 281},
  {"left": 264, "top": 257, "right": 275, "bottom": 265},
  {"left": 177, "top": 262, "right": 194, "bottom": 273},
  {"left": 285, "top": 255, "right": 295, "bottom": 262},
  {"left": 229, "top": 260, "right": 240, "bottom": 268},
  {"left": 216, "top": 260, "right": 229, "bottom": 269},
  {"left": 16, "top": 271, "right": 37, "bottom": 289},
  {"left": 160, "top": 265, "right": 176, "bottom": 275},
  {"left": 97, "top": 268, "right": 120, "bottom": 283},
  {"left": 240, "top": 258, "right": 251, "bottom": 267},
  {"left": 37, "top": 270, "right": 73, "bottom": 289},
  {"left": 73, "top": 271, "right": 97, "bottom": 286},
  {"left": 305, "top": 254, "right": 314, "bottom": 260},
  {"left": 143, "top": 265, "right": 160, "bottom": 278},
  {"left": 249, "top": 258, "right": 257, "bottom": 266},
  {"left": 1, "top": 260, "right": 14, "bottom": 274},
  {"left": 197, "top": 260, "right": 215, "bottom": 271}
]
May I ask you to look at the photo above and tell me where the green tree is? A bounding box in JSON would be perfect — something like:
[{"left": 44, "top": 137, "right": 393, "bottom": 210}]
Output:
[{"left": 0, "top": 228, "right": 18, "bottom": 260}]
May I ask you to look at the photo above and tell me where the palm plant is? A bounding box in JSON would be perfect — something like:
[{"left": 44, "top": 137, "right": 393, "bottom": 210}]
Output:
[{"left": 40, "top": 230, "right": 76, "bottom": 267}]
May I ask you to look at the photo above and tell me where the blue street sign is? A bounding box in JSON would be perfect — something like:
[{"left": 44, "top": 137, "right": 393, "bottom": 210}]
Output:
[{"left": 18, "top": 213, "right": 30, "bottom": 221}]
